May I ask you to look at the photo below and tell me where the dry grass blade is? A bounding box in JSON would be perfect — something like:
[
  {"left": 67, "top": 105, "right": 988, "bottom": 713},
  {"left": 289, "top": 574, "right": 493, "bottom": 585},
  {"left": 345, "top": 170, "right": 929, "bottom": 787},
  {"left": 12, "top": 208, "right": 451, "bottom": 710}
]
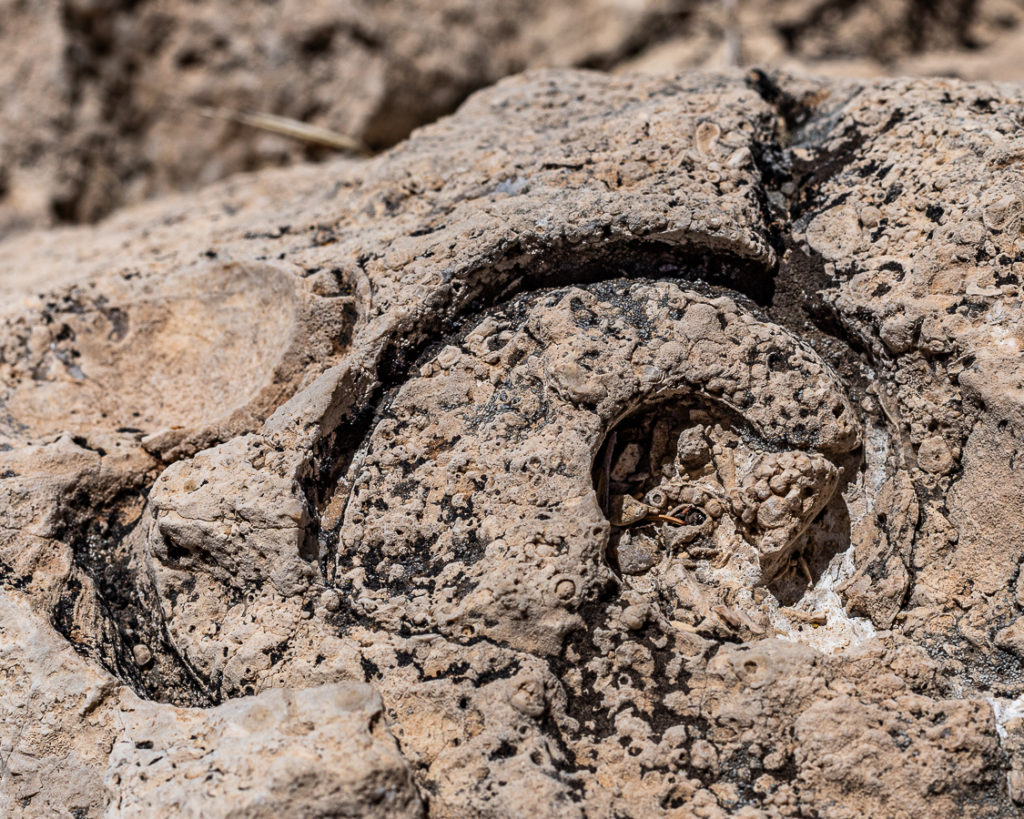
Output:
[{"left": 197, "top": 106, "right": 369, "bottom": 154}]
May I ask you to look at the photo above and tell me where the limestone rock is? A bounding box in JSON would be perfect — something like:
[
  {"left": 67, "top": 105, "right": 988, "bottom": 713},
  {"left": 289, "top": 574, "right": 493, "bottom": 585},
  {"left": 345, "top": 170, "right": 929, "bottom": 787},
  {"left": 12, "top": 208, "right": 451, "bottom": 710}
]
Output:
[
  {"left": 2, "top": 68, "right": 1024, "bottom": 817},
  {"left": 105, "top": 684, "right": 423, "bottom": 818},
  {"left": 8, "top": 1, "right": 1024, "bottom": 238},
  {"left": 0, "top": 0, "right": 694, "bottom": 235}
]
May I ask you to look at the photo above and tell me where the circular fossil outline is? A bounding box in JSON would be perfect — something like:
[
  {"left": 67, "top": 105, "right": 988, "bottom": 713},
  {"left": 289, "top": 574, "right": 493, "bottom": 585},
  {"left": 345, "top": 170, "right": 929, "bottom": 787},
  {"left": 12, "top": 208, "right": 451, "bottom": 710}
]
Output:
[{"left": 333, "top": 278, "right": 862, "bottom": 656}]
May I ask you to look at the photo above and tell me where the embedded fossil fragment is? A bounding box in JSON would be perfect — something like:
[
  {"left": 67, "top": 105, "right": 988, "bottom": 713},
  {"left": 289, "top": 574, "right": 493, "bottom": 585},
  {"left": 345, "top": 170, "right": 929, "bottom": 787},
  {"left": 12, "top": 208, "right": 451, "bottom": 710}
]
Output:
[
  {"left": 608, "top": 493, "right": 651, "bottom": 527},
  {"left": 598, "top": 401, "right": 843, "bottom": 583}
]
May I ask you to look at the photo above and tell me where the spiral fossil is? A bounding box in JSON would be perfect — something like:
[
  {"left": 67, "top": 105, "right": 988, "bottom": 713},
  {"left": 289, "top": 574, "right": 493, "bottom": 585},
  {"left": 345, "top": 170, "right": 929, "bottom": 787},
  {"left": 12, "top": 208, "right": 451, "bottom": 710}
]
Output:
[
  {"left": 104, "top": 276, "right": 863, "bottom": 812},
  {"left": 4, "top": 70, "right": 1024, "bottom": 816}
]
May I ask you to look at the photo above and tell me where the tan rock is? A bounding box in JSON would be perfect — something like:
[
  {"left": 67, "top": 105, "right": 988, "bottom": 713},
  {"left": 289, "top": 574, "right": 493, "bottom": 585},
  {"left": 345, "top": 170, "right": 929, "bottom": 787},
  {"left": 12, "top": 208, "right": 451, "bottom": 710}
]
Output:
[
  {"left": 1, "top": 68, "right": 1023, "bottom": 817},
  {"left": 996, "top": 620, "right": 1024, "bottom": 657},
  {"left": 105, "top": 684, "right": 422, "bottom": 818}
]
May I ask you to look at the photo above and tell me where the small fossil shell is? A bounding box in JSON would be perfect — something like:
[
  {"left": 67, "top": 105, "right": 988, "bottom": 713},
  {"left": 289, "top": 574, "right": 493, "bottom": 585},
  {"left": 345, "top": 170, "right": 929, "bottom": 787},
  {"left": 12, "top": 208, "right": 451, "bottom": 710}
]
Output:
[
  {"left": 554, "top": 578, "right": 577, "bottom": 600},
  {"left": 644, "top": 487, "right": 670, "bottom": 510},
  {"left": 756, "top": 495, "right": 791, "bottom": 528},
  {"left": 620, "top": 604, "right": 648, "bottom": 630},
  {"left": 705, "top": 498, "right": 725, "bottom": 518},
  {"left": 509, "top": 677, "right": 546, "bottom": 717}
]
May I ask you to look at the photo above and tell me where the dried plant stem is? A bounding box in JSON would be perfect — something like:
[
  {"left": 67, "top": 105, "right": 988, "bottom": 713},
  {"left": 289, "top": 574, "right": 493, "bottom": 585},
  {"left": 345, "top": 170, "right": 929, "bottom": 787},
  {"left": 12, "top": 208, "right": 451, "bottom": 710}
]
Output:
[{"left": 196, "top": 106, "right": 368, "bottom": 154}]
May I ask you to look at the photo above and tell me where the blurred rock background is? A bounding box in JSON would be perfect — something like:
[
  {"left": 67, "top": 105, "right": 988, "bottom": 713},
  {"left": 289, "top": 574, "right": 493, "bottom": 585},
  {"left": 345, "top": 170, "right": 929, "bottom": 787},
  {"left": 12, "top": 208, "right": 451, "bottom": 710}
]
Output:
[{"left": 2, "top": 0, "right": 1023, "bottom": 237}]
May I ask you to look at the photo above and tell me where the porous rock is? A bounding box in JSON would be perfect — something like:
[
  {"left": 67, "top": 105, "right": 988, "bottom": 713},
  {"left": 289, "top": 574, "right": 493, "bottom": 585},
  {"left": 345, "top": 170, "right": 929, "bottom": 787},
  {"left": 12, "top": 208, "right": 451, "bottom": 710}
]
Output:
[
  {"left": 2, "top": 68, "right": 1024, "bottom": 817},
  {"left": 7, "top": 0, "right": 1024, "bottom": 239},
  {"left": 0, "top": 0, "right": 694, "bottom": 235}
]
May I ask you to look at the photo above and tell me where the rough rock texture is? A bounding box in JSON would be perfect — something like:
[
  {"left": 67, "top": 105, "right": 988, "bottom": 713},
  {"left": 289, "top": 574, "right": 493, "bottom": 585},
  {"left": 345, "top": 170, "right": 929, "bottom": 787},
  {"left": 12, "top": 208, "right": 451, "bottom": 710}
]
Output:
[
  {"left": 3, "top": 68, "right": 1024, "bottom": 816},
  {"left": 620, "top": 0, "right": 1024, "bottom": 77},
  {"left": 0, "top": 0, "right": 694, "bottom": 235},
  {"left": 5, "top": 0, "right": 1024, "bottom": 238},
  {"left": 105, "top": 683, "right": 422, "bottom": 818}
]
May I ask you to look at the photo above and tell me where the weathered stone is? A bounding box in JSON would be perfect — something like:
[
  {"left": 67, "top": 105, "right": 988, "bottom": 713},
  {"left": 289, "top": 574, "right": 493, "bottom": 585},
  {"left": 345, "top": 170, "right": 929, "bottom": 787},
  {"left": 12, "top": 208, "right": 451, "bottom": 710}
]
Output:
[
  {"left": 105, "top": 684, "right": 423, "bottom": 819},
  {"left": 2, "top": 68, "right": 1024, "bottom": 817},
  {"left": 0, "top": 0, "right": 703, "bottom": 235},
  {"left": 7, "top": 0, "right": 1024, "bottom": 239}
]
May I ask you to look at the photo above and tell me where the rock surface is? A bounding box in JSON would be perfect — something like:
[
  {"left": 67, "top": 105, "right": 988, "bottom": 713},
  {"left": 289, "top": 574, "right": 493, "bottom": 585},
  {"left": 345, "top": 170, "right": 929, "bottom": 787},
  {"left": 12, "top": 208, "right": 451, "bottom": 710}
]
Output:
[
  {"left": 620, "top": 0, "right": 1024, "bottom": 78},
  {"left": 3, "top": 68, "right": 1024, "bottom": 816},
  {"left": 0, "top": 0, "right": 693, "bottom": 235},
  {"left": 5, "top": 0, "right": 1024, "bottom": 237}
]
